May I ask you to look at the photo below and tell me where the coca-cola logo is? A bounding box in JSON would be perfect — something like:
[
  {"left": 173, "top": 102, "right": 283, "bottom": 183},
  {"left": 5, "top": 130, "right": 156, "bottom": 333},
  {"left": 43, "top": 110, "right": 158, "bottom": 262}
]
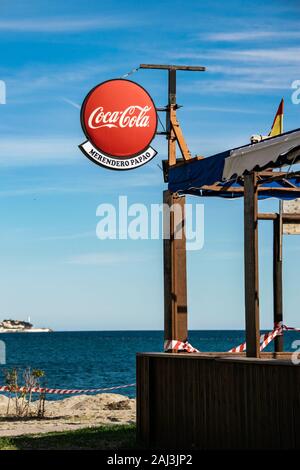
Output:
[
  {"left": 88, "top": 105, "right": 151, "bottom": 129},
  {"left": 79, "top": 79, "right": 158, "bottom": 170}
]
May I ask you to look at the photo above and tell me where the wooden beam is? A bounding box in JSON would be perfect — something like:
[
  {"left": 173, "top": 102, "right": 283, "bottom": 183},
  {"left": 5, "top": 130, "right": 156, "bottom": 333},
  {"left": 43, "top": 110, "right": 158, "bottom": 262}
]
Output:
[
  {"left": 282, "top": 214, "right": 300, "bottom": 223},
  {"left": 244, "top": 173, "right": 260, "bottom": 358},
  {"left": 170, "top": 107, "right": 191, "bottom": 161},
  {"left": 140, "top": 64, "right": 206, "bottom": 71},
  {"left": 163, "top": 191, "right": 188, "bottom": 348},
  {"left": 167, "top": 70, "right": 177, "bottom": 166},
  {"left": 258, "top": 213, "right": 300, "bottom": 223},
  {"left": 257, "top": 170, "right": 300, "bottom": 186},
  {"left": 196, "top": 185, "right": 300, "bottom": 195},
  {"left": 201, "top": 184, "right": 244, "bottom": 193},
  {"left": 273, "top": 213, "right": 284, "bottom": 352},
  {"left": 258, "top": 171, "right": 286, "bottom": 177},
  {"left": 258, "top": 213, "right": 277, "bottom": 220}
]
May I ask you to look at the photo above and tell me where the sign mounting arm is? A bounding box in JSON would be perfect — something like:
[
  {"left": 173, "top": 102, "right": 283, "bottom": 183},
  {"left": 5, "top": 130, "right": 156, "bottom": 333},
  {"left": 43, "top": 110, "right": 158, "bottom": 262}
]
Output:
[{"left": 140, "top": 64, "right": 206, "bottom": 166}]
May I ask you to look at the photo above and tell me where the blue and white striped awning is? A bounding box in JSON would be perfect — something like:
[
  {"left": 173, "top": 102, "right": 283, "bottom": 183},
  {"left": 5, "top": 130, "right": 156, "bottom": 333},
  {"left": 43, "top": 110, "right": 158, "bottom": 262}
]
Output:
[{"left": 168, "top": 128, "right": 300, "bottom": 199}]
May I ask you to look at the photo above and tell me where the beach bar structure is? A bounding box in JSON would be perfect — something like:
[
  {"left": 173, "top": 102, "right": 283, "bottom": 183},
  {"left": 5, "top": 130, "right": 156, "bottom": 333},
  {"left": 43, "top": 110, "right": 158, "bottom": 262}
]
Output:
[{"left": 137, "top": 65, "right": 300, "bottom": 449}]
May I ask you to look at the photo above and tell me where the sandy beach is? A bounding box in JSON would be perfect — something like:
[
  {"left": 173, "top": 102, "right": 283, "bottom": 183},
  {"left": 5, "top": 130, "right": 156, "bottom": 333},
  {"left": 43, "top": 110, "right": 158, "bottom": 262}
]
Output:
[{"left": 0, "top": 394, "right": 136, "bottom": 437}]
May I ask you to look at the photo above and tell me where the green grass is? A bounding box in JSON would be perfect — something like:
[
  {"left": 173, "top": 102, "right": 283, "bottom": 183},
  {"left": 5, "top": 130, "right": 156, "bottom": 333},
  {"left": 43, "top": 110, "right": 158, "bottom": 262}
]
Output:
[{"left": 0, "top": 424, "right": 137, "bottom": 450}]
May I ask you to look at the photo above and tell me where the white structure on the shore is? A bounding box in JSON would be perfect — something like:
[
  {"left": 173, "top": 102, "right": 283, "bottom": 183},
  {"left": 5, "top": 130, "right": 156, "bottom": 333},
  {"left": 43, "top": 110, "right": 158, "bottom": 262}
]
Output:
[{"left": 0, "top": 319, "right": 52, "bottom": 333}]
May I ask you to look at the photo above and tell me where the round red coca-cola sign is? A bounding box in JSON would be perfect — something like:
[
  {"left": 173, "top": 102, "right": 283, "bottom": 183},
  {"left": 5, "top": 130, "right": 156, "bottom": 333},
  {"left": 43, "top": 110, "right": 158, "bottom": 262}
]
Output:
[{"left": 79, "top": 79, "right": 158, "bottom": 170}]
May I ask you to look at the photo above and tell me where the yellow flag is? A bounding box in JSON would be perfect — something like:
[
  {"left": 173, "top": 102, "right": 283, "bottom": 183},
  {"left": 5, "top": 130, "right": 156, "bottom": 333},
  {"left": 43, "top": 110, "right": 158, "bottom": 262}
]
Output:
[{"left": 269, "top": 99, "right": 284, "bottom": 137}]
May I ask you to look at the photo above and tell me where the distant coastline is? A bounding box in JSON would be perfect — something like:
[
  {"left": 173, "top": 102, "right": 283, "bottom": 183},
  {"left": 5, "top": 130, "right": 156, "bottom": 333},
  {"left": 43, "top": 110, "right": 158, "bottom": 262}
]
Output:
[{"left": 0, "top": 319, "right": 52, "bottom": 333}]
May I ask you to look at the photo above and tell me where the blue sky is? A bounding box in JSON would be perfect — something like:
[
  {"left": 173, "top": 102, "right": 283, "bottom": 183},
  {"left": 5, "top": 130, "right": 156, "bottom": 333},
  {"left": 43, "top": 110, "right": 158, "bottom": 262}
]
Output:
[{"left": 0, "top": 0, "right": 299, "bottom": 331}]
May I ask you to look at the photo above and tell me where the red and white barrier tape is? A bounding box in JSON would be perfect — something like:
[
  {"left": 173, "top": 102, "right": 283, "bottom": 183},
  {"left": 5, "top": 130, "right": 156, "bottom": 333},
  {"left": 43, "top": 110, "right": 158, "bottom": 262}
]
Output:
[
  {"left": 229, "top": 322, "right": 284, "bottom": 353},
  {"left": 259, "top": 323, "right": 283, "bottom": 351},
  {"left": 165, "top": 323, "right": 300, "bottom": 354},
  {"left": 164, "top": 340, "right": 200, "bottom": 353},
  {"left": 228, "top": 342, "right": 247, "bottom": 353},
  {"left": 0, "top": 383, "right": 136, "bottom": 395},
  {"left": 282, "top": 325, "right": 300, "bottom": 332}
]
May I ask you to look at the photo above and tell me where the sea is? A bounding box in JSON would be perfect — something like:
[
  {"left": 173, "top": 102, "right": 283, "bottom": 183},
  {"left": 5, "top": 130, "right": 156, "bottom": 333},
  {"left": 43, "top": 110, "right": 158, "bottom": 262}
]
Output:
[{"left": 0, "top": 330, "right": 298, "bottom": 400}]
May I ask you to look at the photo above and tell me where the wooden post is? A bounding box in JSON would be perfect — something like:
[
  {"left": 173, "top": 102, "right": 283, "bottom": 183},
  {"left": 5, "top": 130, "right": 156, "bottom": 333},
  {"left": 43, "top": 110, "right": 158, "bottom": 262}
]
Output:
[
  {"left": 244, "top": 172, "right": 260, "bottom": 357},
  {"left": 163, "top": 190, "right": 188, "bottom": 347},
  {"left": 167, "top": 69, "right": 177, "bottom": 166},
  {"left": 273, "top": 212, "right": 283, "bottom": 352}
]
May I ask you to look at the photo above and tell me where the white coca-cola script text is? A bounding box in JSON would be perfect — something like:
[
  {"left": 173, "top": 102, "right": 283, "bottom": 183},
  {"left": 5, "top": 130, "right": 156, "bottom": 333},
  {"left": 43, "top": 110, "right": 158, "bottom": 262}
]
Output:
[{"left": 88, "top": 105, "right": 151, "bottom": 129}]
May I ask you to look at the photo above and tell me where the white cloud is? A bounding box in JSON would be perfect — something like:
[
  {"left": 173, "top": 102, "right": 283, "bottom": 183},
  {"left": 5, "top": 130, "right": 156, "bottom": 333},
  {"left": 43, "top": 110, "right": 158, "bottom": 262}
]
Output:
[
  {"left": 161, "top": 46, "right": 300, "bottom": 95},
  {"left": 0, "top": 136, "right": 78, "bottom": 166},
  {"left": 207, "top": 64, "right": 300, "bottom": 77},
  {"left": 180, "top": 78, "right": 290, "bottom": 95},
  {"left": 162, "top": 49, "right": 299, "bottom": 95},
  {"left": 199, "top": 31, "right": 300, "bottom": 42},
  {"left": 186, "top": 105, "right": 268, "bottom": 114},
  {"left": 167, "top": 47, "right": 300, "bottom": 64},
  {"left": 0, "top": 17, "right": 135, "bottom": 33},
  {"left": 5, "top": 62, "right": 113, "bottom": 99},
  {"left": 0, "top": 135, "right": 165, "bottom": 176},
  {"left": 233, "top": 48, "right": 300, "bottom": 63}
]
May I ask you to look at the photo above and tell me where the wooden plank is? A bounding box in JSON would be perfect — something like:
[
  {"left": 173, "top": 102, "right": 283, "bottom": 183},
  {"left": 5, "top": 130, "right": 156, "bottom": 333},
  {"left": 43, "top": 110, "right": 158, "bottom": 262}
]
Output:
[
  {"left": 163, "top": 191, "right": 188, "bottom": 345},
  {"left": 137, "top": 351, "right": 294, "bottom": 360},
  {"left": 244, "top": 173, "right": 260, "bottom": 357},
  {"left": 273, "top": 214, "right": 284, "bottom": 352},
  {"left": 136, "top": 355, "right": 151, "bottom": 446},
  {"left": 136, "top": 353, "right": 300, "bottom": 449}
]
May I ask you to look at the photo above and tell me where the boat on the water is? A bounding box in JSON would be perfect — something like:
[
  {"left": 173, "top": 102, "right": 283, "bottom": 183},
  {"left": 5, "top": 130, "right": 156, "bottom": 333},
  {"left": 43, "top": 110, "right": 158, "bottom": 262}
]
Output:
[{"left": 0, "top": 319, "right": 52, "bottom": 333}]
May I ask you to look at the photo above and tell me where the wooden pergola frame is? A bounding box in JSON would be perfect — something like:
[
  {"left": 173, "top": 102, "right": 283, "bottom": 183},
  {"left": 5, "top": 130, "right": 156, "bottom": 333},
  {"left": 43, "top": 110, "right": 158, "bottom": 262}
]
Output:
[
  {"left": 141, "top": 63, "right": 300, "bottom": 358},
  {"left": 242, "top": 173, "right": 300, "bottom": 356},
  {"left": 163, "top": 180, "right": 300, "bottom": 358}
]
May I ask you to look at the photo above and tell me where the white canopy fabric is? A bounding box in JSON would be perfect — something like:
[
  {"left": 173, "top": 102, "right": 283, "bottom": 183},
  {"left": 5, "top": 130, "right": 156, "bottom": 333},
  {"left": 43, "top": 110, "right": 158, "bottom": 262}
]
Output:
[
  {"left": 168, "top": 127, "right": 300, "bottom": 199},
  {"left": 222, "top": 128, "right": 300, "bottom": 181}
]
